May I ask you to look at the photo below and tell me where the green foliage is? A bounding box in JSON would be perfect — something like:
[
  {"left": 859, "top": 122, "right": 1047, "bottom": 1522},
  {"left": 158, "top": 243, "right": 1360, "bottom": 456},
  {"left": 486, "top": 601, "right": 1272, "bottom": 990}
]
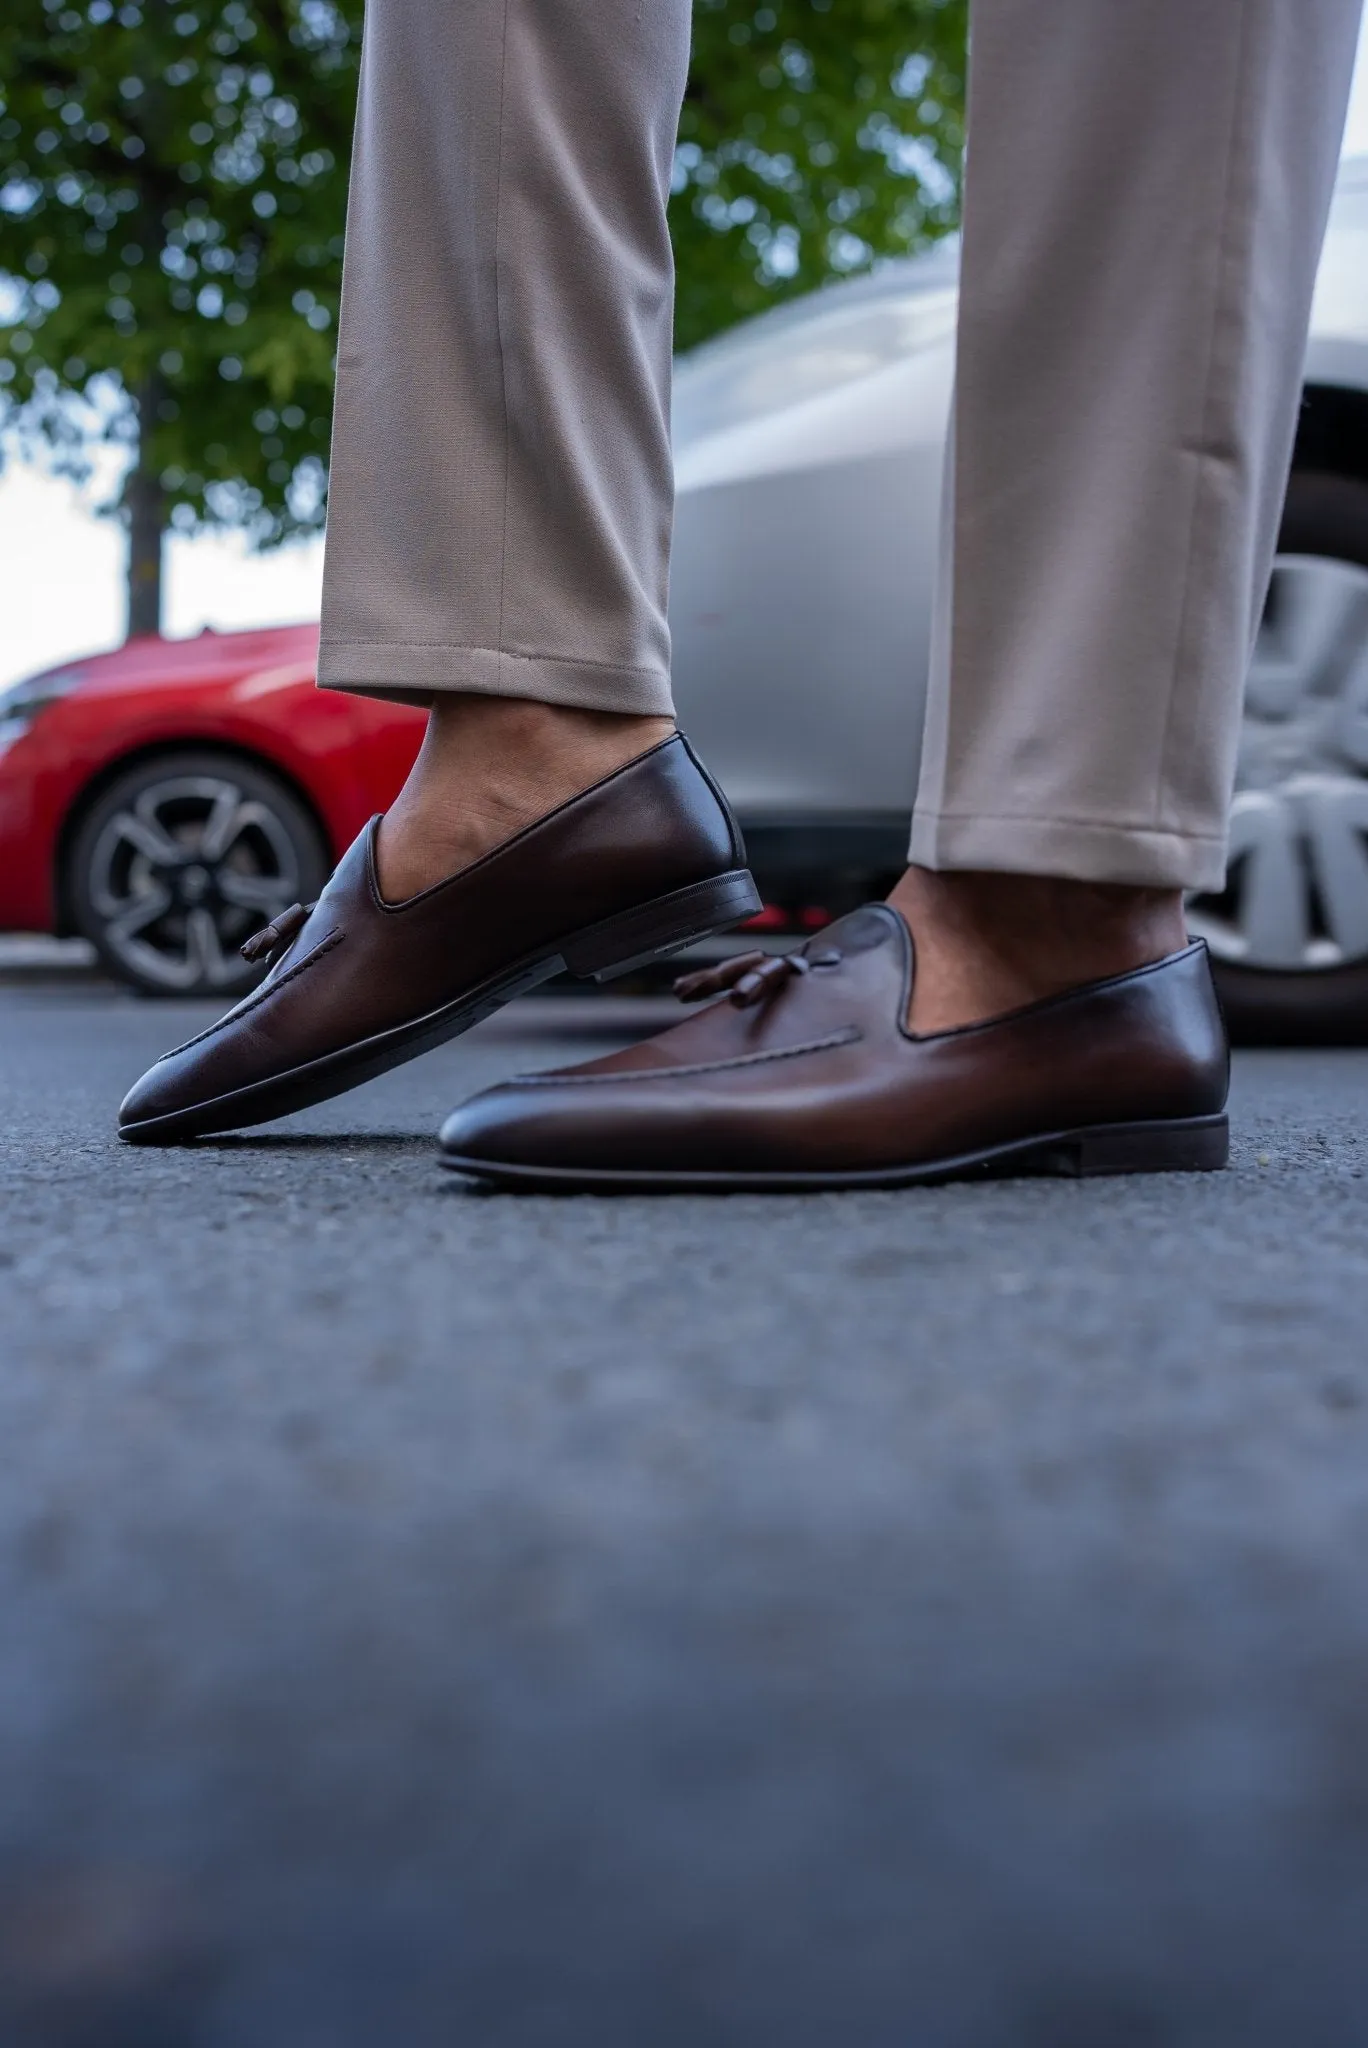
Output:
[
  {"left": 0, "top": 0, "right": 966, "bottom": 594},
  {"left": 0, "top": 0, "right": 359, "bottom": 550},
  {"left": 674, "top": 0, "right": 967, "bottom": 352}
]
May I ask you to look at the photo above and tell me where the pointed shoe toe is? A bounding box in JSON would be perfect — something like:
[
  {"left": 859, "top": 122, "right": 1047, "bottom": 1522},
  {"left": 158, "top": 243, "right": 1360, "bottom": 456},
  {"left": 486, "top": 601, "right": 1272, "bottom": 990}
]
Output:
[
  {"left": 438, "top": 1088, "right": 535, "bottom": 1167},
  {"left": 118, "top": 1059, "right": 197, "bottom": 1143},
  {"left": 437, "top": 1077, "right": 654, "bottom": 1186}
]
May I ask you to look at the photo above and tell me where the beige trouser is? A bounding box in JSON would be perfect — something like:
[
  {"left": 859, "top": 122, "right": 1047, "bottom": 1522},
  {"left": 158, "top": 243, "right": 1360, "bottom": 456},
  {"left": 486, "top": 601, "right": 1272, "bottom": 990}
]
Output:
[{"left": 318, "top": 0, "right": 1363, "bottom": 891}]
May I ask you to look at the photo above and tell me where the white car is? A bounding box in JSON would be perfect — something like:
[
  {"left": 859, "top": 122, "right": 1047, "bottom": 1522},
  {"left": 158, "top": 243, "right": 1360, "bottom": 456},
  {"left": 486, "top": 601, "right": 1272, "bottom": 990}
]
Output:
[{"left": 670, "top": 156, "right": 1368, "bottom": 1039}]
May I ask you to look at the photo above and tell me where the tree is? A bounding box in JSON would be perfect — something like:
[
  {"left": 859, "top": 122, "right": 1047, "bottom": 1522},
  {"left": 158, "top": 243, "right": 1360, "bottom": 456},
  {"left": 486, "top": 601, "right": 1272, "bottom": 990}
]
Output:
[
  {"left": 0, "top": 0, "right": 360, "bottom": 635},
  {"left": 0, "top": 0, "right": 966, "bottom": 638},
  {"left": 674, "top": 0, "right": 967, "bottom": 352}
]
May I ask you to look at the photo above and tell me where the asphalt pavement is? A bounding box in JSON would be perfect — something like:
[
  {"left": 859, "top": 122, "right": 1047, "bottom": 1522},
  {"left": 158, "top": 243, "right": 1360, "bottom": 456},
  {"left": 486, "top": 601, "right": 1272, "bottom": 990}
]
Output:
[{"left": 4, "top": 955, "right": 1368, "bottom": 2046}]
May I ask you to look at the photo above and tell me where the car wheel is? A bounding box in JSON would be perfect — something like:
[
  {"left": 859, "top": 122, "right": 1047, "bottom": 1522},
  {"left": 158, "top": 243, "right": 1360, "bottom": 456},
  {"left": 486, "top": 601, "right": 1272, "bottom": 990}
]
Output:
[
  {"left": 1185, "top": 469, "right": 1368, "bottom": 1043},
  {"left": 67, "top": 751, "right": 330, "bottom": 998}
]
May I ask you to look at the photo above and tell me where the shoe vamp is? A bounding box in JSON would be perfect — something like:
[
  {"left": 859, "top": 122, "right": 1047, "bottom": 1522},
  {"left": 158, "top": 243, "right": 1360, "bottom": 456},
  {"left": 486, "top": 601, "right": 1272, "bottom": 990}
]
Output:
[
  {"left": 487, "top": 1027, "right": 1064, "bottom": 1175},
  {"left": 562, "top": 909, "right": 909, "bottom": 1080},
  {"left": 144, "top": 880, "right": 544, "bottom": 1109}
]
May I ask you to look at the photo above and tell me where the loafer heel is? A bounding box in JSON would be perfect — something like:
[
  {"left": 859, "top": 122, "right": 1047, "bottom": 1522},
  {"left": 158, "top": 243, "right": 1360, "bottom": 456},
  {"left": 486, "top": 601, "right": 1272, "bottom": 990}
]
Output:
[
  {"left": 561, "top": 869, "right": 763, "bottom": 983},
  {"left": 1062, "top": 1113, "right": 1230, "bottom": 1177}
]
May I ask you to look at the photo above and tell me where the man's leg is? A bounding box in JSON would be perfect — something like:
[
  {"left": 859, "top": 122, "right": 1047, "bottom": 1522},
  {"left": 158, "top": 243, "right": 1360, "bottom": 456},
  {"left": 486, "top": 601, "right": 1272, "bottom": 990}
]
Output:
[
  {"left": 896, "top": 0, "right": 1363, "bottom": 1032},
  {"left": 318, "top": 0, "right": 688, "bottom": 898},
  {"left": 118, "top": 0, "right": 764, "bottom": 1145},
  {"left": 437, "top": 0, "right": 1364, "bottom": 1190}
]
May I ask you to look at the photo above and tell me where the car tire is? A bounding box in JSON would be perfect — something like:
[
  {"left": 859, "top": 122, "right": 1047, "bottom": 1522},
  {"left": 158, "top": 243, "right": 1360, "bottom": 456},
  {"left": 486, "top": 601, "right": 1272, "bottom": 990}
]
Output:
[
  {"left": 67, "top": 750, "right": 330, "bottom": 999},
  {"left": 1196, "top": 468, "right": 1368, "bottom": 1045}
]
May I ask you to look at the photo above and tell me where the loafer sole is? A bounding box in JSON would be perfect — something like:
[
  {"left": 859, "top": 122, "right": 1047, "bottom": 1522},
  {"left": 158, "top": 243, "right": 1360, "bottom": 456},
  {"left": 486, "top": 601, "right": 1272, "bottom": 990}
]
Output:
[
  {"left": 119, "top": 868, "right": 761, "bottom": 1144},
  {"left": 439, "top": 1111, "right": 1230, "bottom": 1192}
]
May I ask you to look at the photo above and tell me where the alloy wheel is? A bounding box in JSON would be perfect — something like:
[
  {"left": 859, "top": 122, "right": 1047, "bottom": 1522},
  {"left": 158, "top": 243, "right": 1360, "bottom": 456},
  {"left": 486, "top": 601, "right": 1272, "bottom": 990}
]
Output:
[
  {"left": 1187, "top": 552, "right": 1368, "bottom": 970},
  {"left": 85, "top": 771, "right": 307, "bottom": 993}
]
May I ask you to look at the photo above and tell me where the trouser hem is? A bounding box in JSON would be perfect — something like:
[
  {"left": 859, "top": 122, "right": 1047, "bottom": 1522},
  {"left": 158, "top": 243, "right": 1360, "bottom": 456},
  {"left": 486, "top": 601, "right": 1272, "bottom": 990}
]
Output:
[
  {"left": 317, "top": 642, "right": 676, "bottom": 717},
  {"left": 908, "top": 809, "right": 1226, "bottom": 892}
]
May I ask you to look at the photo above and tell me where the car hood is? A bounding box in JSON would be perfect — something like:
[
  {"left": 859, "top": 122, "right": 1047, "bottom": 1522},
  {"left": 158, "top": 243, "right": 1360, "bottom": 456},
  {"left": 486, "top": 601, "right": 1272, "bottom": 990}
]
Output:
[{"left": 14, "top": 624, "right": 322, "bottom": 708}]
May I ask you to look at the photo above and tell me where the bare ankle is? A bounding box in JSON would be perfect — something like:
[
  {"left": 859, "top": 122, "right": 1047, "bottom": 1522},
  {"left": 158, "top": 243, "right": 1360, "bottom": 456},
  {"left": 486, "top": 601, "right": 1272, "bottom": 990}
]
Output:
[
  {"left": 888, "top": 866, "right": 1188, "bottom": 1034},
  {"left": 377, "top": 698, "right": 673, "bottom": 901}
]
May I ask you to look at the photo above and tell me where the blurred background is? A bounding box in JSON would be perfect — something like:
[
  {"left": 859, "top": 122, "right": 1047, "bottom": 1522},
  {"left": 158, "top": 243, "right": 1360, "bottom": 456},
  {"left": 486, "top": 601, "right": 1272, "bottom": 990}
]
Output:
[
  {"left": 8, "top": 2, "right": 1360, "bottom": 684},
  {"left": 4, "top": 4, "right": 1368, "bottom": 1035},
  {"left": 0, "top": 0, "right": 972, "bottom": 681}
]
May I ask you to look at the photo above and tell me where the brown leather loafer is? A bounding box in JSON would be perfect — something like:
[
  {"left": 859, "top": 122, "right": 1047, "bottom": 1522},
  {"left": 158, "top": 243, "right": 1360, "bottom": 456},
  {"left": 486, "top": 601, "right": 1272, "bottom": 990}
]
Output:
[
  {"left": 438, "top": 903, "right": 1230, "bottom": 1191},
  {"left": 118, "top": 734, "right": 759, "bottom": 1144}
]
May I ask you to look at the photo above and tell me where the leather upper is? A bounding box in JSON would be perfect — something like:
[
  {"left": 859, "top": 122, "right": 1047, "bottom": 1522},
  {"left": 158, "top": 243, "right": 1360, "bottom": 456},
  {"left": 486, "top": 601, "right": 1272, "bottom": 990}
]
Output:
[
  {"left": 439, "top": 905, "right": 1231, "bottom": 1175},
  {"left": 119, "top": 734, "right": 742, "bottom": 1128}
]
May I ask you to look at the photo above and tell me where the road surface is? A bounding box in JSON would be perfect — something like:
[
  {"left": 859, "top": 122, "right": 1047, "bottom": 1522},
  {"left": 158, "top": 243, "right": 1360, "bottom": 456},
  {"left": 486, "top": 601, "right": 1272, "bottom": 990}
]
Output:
[{"left": 3, "top": 955, "right": 1368, "bottom": 2045}]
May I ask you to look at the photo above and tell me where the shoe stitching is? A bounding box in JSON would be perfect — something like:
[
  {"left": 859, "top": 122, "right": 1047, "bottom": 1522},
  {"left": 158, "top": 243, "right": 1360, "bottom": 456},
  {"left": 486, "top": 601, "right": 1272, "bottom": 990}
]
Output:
[
  {"left": 154, "top": 928, "right": 344, "bottom": 1062},
  {"left": 504, "top": 1028, "right": 861, "bottom": 1088}
]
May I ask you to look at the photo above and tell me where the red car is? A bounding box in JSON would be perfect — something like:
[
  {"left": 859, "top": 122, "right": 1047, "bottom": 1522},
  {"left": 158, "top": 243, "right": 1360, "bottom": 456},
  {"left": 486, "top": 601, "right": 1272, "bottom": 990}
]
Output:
[{"left": 0, "top": 624, "right": 425, "bottom": 995}]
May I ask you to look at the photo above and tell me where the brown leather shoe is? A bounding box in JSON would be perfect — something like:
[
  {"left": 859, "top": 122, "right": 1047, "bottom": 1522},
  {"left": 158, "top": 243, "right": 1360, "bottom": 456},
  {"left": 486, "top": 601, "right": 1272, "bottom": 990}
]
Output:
[
  {"left": 437, "top": 903, "right": 1230, "bottom": 1190},
  {"left": 118, "top": 735, "right": 758, "bottom": 1144}
]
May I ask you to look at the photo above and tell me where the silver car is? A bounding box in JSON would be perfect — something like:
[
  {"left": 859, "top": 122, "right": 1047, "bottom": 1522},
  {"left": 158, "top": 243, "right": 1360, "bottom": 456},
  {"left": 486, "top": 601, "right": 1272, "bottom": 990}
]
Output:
[{"left": 670, "top": 156, "right": 1368, "bottom": 1039}]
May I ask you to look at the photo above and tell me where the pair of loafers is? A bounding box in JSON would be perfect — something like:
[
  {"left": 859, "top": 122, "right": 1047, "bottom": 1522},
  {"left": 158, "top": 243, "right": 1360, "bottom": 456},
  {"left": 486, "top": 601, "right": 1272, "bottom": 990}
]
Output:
[{"left": 119, "top": 734, "right": 1230, "bottom": 1189}]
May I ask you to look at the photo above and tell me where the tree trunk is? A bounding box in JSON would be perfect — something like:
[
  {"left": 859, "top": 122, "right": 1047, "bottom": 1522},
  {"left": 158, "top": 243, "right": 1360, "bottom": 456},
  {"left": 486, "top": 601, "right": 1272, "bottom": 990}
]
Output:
[{"left": 125, "top": 378, "right": 165, "bottom": 640}]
